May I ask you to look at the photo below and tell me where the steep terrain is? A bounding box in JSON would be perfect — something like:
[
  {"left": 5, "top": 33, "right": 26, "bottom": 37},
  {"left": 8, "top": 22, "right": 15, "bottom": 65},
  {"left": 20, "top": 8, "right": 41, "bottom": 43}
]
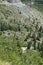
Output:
[{"left": 0, "top": 1, "right": 43, "bottom": 65}]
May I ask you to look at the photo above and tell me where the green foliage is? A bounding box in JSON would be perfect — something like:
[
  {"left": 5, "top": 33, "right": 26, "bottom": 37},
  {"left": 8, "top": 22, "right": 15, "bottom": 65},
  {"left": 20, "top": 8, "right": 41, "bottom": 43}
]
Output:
[
  {"left": 0, "top": 35, "right": 43, "bottom": 65},
  {"left": 0, "top": 4, "right": 43, "bottom": 65},
  {"left": 20, "top": 50, "right": 43, "bottom": 65},
  {"left": 0, "top": 31, "right": 2, "bottom": 35},
  {"left": 0, "top": 4, "right": 27, "bottom": 31},
  {"left": 24, "top": 21, "right": 43, "bottom": 51}
]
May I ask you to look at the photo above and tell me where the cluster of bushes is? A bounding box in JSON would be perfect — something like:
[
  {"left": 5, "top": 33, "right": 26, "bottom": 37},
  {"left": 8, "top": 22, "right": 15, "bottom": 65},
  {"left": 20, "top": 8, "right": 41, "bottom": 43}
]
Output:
[
  {"left": 24, "top": 20, "right": 43, "bottom": 55},
  {"left": 0, "top": 4, "right": 43, "bottom": 65},
  {"left": 0, "top": 4, "right": 25, "bottom": 31},
  {"left": 0, "top": 20, "right": 20, "bottom": 31},
  {"left": 0, "top": 36, "right": 43, "bottom": 65},
  {"left": 0, "top": 20, "right": 43, "bottom": 65}
]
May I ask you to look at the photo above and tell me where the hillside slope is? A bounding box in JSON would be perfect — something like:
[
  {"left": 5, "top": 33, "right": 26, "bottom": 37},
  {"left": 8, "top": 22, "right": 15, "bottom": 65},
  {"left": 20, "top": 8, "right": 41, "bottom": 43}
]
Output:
[{"left": 0, "top": 3, "right": 43, "bottom": 65}]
